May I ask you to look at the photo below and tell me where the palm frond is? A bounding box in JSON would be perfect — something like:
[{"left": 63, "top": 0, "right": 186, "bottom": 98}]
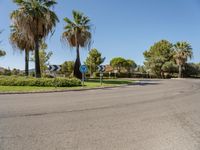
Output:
[
  {"left": 62, "top": 10, "right": 92, "bottom": 49},
  {"left": 11, "top": 0, "right": 59, "bottom": 42},
  {"left": 174, "top": 41, "right": 193, "bottom": 65}
]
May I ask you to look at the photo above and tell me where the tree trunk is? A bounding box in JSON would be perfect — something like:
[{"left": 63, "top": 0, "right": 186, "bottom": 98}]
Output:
[
  {"left": 90, "top": 61, "right": 92, "bottom": 78},
  {"left": 35, "top": 38, "right": 41, "bottom": 78},
  {"left": 74, "top": 45, "right": 82, "bottom": 79},
  {"left": 178, "top": 65, "right": 182, "bottom": 78},
  {"left": 25, "top": 50, "right": 29, "bottom": 76},
  {"left": 161, "top": 70, "right": 164, "bottom": 79}
]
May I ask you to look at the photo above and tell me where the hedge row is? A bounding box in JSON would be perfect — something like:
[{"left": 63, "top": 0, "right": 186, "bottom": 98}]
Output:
[
  {"left": 85, "top": 72, "right": 149, "bottom": 78},
  {"left": 0, "top": 76, "right": 81, "bottom": 87},
  {"left": 85, "top": 72, "right": 175, "bottom": 79}
]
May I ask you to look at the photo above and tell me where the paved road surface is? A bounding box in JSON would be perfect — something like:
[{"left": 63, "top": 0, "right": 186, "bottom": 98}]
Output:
[{"left": 0, "top": 79, "right": 200, "bottom": 150}]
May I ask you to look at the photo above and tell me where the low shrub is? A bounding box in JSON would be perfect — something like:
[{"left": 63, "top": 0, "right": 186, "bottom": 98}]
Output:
[{"left": 0, "top": 76, "right": 81, "bottom": 87}]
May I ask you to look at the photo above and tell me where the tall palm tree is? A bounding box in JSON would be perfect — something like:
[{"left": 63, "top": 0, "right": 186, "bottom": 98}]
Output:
[
  {"left": 11, "top": 0, "right": 59, "bottom": 78},
  {"left": 62, "top": 10, "right": 92, "bottom": 79},
  {"left": 174, "top": 42, "right": 193, "bottom": 78},
  {"left": 10, "top": 25, "right": 34, "bottom": 76}
]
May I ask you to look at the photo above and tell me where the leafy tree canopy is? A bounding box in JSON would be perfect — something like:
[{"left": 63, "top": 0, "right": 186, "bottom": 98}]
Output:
[
  {"left": 110, "top": 57, "right": 137, "bottom": 73},
  {"left": 125, "top": 59, "right": 137, "bottom": 70},
  {"left": 61, "top": 61, "right": 75, "bottom": 77},
  {"left": 85, "top": 48, "right": 104, "bottom": 74},
  {"left": 110, "top": 57, "right": 126, "bottom": 68},
  {"left": 143, "top": 40, "right": 174, "bottom": 77},
  {"left": 180, "top": 63, "right": 200, "bottom": 78}
]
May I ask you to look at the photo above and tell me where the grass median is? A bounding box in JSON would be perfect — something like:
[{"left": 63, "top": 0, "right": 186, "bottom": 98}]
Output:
[{"left": 0, "top": 78, "right": 133, "bottom": 93}]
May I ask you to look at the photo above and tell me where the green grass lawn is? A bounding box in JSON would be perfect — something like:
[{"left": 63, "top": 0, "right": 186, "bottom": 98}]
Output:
[
  {"left": 85, "top": 79, "right": 133, "bottom": 87},
  {"left": 0, "top": 79, "right": 133, "bottom": 93}
]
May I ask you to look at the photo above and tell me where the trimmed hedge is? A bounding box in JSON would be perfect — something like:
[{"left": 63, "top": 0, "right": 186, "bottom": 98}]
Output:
[
  {"left": 0, "top": 76, "right": 81, "bottom": 87},
  {"left": 85, "top": 72, "right": 148, "bottom": 78}
]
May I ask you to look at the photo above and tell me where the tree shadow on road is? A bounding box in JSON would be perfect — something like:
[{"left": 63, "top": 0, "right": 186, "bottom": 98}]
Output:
[{"left": 132, "top": 82, "right": 161, "bottom": 86}]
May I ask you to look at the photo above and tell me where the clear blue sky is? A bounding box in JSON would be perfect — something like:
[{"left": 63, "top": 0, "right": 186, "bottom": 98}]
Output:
[{"left": 0, "top": 0, "right": 200, "bottom": 69}]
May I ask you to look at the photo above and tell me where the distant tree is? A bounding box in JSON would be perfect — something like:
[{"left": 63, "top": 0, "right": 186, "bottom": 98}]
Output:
[
  {"left": 173, "top": 42, "right": 193, "bottom": 78},
  {"left": 124, "top": 59, "right": 137, "bottom": 74},
  {"left": 110, "top": 57, "right": 127, "bottom": 73},
  {"left": 162, "top": 61, "right": 178, "bottom": 77},
  {"left": 137, "top": 65, "right": 146, "bottom": 73},
  {"left": 12, "top": 68, "right": 20, "bottom": 75},
  {"left": 85, "top": 48, "right": 104, "bottom": 77},
  {"left": 3, "top": 68, "right": 12, "bottom": 76},
  {"left": 183, "top": 63, "right": 200, "bottom": 77},
  {"left": 61, "top": 61, "right": 74, "bottom": 77},
  {"left": 143, "top": 40, "right": 174, "bottom": 78},
  {"left": 62, "top": 10, "right": 92, "bottom": 79}
]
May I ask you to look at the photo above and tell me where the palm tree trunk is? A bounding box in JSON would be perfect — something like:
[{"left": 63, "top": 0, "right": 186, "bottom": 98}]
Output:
[
  {"left": 178, "top": 65, "right": 182, "bottom": 78},
  {"left": 35, "top": 38, "right": 41, "bottom": 78},
  {"left": 74, "top": 44, "right": 82, "bottom": 79},
  {"left": 90, "top": 60, "right": 92, "bottom": 78},
  {"left": 74, "top": 31, "right": 82, "bottom": 79},
  {"left": 25, "top": 50, "right": 29, "bottom": 76}
]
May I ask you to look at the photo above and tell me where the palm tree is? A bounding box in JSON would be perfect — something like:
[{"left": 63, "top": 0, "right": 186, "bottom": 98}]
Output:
[
  {"left": 11, "top": 0, "right": 59, "bottom": 78},
  {"left": 174, "top": 42, "right": 193, "bottom": 78},
  {"left": 62, "top": 10, "right": 92, "bottom": 79},
  {"left": 10, "top": 25, "right": 34, "bottom": 76}
]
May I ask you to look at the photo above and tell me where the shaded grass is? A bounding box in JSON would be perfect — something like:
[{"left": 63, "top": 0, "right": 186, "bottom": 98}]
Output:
[{"left": 85, "top": 79, "right": 133, "bottom": 87}]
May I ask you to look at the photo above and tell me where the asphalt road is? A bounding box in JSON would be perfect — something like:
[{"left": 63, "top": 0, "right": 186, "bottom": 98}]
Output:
[{"left": 0, "top": 79, "right": 200, "bottom": 150}]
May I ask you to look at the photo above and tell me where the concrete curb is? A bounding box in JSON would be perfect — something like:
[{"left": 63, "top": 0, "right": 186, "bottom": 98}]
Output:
[
  {"left": 171, "top": 78, "right": 194, "bottom": 80},
  {"left": 0, "top": 84, "right": 133, "bottom": 95}
]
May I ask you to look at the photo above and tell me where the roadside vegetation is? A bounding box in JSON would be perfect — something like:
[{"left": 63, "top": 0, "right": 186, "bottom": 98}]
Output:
[
  {"left": 0, "top": 77, "right": 133, "bottom": 93},
  {"left": 0, "top": 76, "right": 81, "bottom": 87},
  {"left": 143, "top": 40, "right": 195, "bottom": 78},
  {"left": 0, "top": 0, "right": 200, "bottom": 94}
]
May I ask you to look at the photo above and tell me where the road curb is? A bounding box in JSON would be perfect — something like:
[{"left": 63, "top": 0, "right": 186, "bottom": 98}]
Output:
[{"left": 0, "top": 84, "right": 133, "bottom": 95}]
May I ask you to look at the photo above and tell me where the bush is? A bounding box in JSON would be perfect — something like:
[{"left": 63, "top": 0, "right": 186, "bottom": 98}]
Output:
[
  {"left": 0, "top": 76, "right": 81, "bottom": 87},
  {"left": 86, "top": 72, "right": 137, "bottom": 78}
]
